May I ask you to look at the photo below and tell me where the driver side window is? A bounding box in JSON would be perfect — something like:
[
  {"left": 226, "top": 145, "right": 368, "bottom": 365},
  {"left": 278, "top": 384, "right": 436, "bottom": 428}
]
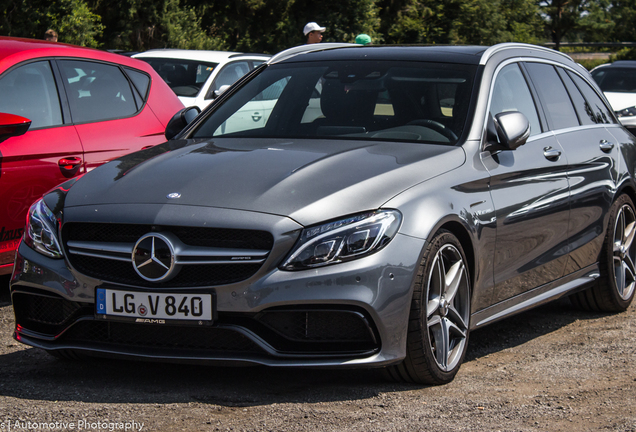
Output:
[{"left": 491, "top": 63, "right": 541, "bottom": 137}]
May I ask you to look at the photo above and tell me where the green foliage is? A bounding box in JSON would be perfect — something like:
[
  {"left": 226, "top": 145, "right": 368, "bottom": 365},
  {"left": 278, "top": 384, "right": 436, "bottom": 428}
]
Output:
[
  {"left": 160, "top": 0, "right": 224, "bottom": 50},
  {"left": 49, "top": 0, "right": 104, "bottom": 47},
  {"left": 608, "top": 0, "right": 636, "bottom": 42},
  {"left": 612, "top": 47, "right": 636, "bottom": 61},
  {"left": 0, "top": 0, "right": 635, "bottom": 53},
  {"left": 578, "top": 58, "right": 610, "bottom": 70}
]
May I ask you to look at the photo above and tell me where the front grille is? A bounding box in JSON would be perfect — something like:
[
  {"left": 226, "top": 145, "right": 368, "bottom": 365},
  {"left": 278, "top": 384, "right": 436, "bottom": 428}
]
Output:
[
  {"left": 60, "top": 321, "right": 264, "bottom": 354},
  {"left": 65, "top": 223, "right": 274, "bottom": 250},
  {"left": 63, "top": 223, "right": 274, "bottom": 287},
  {"left": 69, "top": 255, "right": 262, "bottom": 288}
]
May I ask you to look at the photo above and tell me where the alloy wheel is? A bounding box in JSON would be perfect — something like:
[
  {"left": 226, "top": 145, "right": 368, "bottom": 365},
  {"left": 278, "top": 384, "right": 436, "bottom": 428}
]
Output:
[{"left": 426, "top": 244, "right": 470, "bottom": 372}]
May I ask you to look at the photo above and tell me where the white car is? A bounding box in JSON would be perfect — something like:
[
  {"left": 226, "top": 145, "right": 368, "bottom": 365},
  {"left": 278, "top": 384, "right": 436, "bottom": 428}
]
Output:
[
  {"left": 590, "top": 61, "right": 636, "bottom": 134},
  {"left": 133, "top": 49, "right": 270, "bottom": 110}
]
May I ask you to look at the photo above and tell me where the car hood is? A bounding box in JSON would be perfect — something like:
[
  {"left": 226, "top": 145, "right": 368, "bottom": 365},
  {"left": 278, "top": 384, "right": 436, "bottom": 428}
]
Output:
[
  {"left": 604, "top": 92, "right": 636, "bottom": 112},
  {"left": 65, "top": 138, "right": 465, "bottom": 226}
]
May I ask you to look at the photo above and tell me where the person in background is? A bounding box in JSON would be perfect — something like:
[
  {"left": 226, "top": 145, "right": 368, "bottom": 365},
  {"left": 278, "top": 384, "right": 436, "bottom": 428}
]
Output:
[
  {"left": 304, "top": 22, "right": 326, "bottom": 44},
  {"left": 44, "top": 29, "right": 58, "bottom": 42},
  {"left": 355, "top": 34, "right": 372, "bottom": 45}
]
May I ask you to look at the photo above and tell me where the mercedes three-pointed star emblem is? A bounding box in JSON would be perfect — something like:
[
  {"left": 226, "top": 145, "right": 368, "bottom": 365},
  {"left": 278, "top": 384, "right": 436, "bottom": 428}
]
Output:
[{"left": 132, "top": 233, "right": 176, "bottom": 282}]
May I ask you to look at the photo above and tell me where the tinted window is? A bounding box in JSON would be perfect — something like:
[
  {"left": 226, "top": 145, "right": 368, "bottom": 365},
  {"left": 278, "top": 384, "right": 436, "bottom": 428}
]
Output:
[
  {"left": 556, "top": 67, "right": 596, "bottom": 126},
  {"left": 59, "top": 60, "right": 137, "bottom": 124},
  {"left": 490, "top": 63, "right": 541, "bottom": 136},
  {"left": 591, "top": 67, "right": 636, "bottom": 93},
  {"left": 140, "top": 58, "right": 217, "bottom": 97},
  {"left": 124, "top": 67, "right": 150, "bottom": 100},
  {"left": 525, "top": 62, "right": 579, "bottom": 130},
  {"left": 568, "top": 70, "right": 615, "bottom": 124},
  {"left": 0, "top": 61, "right": 63, "bottom": 129},
  {"left": 193, "top": 61, "right": 476, "bottom": 144}
]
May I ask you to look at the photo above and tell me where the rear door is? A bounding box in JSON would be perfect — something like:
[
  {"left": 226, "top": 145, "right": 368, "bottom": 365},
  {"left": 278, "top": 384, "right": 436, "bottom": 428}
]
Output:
[
  {"left": 481, "top": 62, "right": 571, "bottom": 304},
  {"left": 0, "top": 60, "right": 83, "bottom": 270},
  {"left": 526, "top": 63, "right": 621, "bottom": 274}
]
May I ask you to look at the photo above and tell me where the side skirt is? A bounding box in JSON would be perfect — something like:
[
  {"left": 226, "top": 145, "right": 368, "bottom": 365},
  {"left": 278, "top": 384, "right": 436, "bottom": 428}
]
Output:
[{"left": 470, "top": 264, "right": 599, "bottom": 330}]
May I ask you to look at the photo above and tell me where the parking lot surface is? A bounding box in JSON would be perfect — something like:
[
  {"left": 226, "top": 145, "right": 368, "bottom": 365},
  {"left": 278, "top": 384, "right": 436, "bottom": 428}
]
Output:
[{"left": 1, "top": 276, "right": 634, "bottom": 431}]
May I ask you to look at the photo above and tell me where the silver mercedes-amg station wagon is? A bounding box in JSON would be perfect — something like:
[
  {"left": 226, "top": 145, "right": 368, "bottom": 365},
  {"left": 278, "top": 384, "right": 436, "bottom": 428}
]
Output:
[{"left": 10, "top": 43, "right": 636, "bottom": 385}]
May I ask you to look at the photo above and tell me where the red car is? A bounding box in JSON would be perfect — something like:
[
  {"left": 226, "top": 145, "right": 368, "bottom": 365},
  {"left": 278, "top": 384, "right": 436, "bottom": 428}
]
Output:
[{"left": 0, "top": 37, "right": 184, "bottom": 275}]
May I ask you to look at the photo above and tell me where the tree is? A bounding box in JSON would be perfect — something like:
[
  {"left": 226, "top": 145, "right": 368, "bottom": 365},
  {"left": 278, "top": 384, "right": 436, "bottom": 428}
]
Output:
[
  {"left": 607, "top": 0, "right": 636, "bottom": 42},
  {"left": 193, "top": 0, "right": 379, "bottom": 53},
  {"left": 0, "top": 0, "right": 103, "bottom": 46},
  {"left": 86, "top": 0, "right": 223, "bottom": 51},
  {"left": 540, "top": 0, "right": 590, "bottom": 50},
  {"left": 49, "top": 0, "right": 104, "bottom": 47}
]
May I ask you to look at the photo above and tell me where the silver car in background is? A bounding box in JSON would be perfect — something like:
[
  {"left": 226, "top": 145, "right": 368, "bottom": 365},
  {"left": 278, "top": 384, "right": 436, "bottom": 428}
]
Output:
[{"left": 11, "top": 43, "right": 636, "bottom": 385}]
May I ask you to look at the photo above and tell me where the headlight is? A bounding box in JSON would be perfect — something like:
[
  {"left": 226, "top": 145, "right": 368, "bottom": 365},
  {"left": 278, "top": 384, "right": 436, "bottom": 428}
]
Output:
[
  {"left": 616, "top": 106, "right": 636, "bottom": 117},
  {"left": 23, "top": 198, "right": 63, "bottom": 258},
  {"left": 280, "top": 210, "right": 402, "bottom": 270}
]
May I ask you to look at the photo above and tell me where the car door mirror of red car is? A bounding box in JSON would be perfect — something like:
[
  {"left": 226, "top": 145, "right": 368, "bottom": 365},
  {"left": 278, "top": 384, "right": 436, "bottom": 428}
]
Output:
[
  {"left": 0, "top": 112, "right": 32, "bottom": 144},
  {"left": 165, "top": 106, "right": 201, "bottom": 140},
  {"left": 485, "top": 111, "right": 530, "bottom": 152}
]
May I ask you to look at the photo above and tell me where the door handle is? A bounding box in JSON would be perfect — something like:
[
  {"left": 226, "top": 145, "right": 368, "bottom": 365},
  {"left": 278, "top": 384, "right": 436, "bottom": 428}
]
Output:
[
  {"left": 58, "top": 157, "right": 82, "bottom": 170},
  {"left": 599, "top": 140, "right": 615, "bottom": 153},
  {"left": 58, "top": 157, "right": 83, "bottom": 177},
  {"left": 543, "top": 146, "right": 561, "bottom": 161}
]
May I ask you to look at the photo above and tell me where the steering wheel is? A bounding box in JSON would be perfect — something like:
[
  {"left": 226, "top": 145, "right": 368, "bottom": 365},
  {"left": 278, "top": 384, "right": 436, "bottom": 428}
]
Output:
[{"left": 407, "top": 119, "right": 458, "bottom": 142}]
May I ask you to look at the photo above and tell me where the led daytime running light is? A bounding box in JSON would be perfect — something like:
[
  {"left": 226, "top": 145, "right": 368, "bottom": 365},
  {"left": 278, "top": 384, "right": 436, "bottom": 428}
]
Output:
[{"left": 281, "top": 210, "right": 401, "bottom": 270}]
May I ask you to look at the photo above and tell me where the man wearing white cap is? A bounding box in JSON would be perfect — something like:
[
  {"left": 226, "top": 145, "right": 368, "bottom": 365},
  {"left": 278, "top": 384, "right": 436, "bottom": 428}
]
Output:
[{"left": 304, "top": 22, "right": 326, "bottom": 44}]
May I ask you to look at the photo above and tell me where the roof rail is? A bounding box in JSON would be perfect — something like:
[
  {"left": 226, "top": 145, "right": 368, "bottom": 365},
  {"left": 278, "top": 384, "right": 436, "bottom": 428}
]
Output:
[
  {"left": 480, "top": 43, "right": 574, "bottom": 65},
  {"left": 267, "top": 43, "right": 356, "bottom": 65},
  {"left": 229, "top": 52, "right": 271, "bottom": 59}
]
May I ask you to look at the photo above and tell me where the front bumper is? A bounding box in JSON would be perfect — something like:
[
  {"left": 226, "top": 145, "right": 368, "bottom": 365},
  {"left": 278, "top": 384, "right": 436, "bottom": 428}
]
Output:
[{"left": 11, "top": 230, "right": 425, "bottom": 367}]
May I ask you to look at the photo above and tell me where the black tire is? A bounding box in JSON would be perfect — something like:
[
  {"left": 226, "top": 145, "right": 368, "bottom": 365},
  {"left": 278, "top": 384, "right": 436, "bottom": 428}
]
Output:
[
  {"left": 570, "top": 194, "right": 636, "bottom": 312},
  {"left": 386, "top": 230, "right": 471, "bottom": 385}
]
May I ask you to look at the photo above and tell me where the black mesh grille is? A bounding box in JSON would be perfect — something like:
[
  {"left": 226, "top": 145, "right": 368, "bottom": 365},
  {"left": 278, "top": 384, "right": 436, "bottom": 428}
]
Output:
[
  {"left": 257, "top": 310, "right": 376, "bottom": 342},
  {"left": 60, "top": 321, "right": 264, "bottom": 354},
  {"left": 13, "top": 292, "right": 90, "bottom": 335},
  {"left": 63, "top": 223, "right": 273, "bottom": 287}
]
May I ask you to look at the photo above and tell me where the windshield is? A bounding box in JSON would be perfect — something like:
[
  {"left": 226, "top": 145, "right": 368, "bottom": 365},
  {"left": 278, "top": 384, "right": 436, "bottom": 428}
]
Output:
[
  {"left": 139, "top": 57, "right": 218, "bottom": 97},
  {"left": 592, "top": 67, "right": 636, "bottom": 93},
  {"left": 191, "top": 60, "right": 477, "bottom": 144}
]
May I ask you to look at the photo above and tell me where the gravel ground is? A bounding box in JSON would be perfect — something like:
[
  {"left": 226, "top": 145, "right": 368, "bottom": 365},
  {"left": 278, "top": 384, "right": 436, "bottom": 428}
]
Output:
[{"left": 1, "top": 274, "right": 635, "bottom": 432}]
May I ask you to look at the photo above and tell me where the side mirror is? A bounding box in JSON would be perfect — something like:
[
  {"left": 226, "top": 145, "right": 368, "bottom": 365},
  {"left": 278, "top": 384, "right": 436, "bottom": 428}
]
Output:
[
  {"left": 213, "top": 85, "right": 231, "bottom": 98},
  {"left": 164, "top": 106, "right": 201, "bottom": 140},
  {"left": 485, "top": 111, "right": 530, "bottom": 152},
  {"left": 0, "top": 113, "right": 31, "bottom": 144}
]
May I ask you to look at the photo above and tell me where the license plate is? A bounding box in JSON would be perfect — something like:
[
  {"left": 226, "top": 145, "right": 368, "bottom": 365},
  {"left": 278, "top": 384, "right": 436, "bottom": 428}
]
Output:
[{"left": 96, "top": 288, "right": 213, "bottom": 323}]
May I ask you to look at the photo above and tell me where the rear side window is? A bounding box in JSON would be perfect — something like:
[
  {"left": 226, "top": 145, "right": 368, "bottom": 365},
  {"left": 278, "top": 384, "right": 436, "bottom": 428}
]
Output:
[
  {"left": 524, "top": 62, "right": 579, "bottom": 131},
  {"left": 567, "top": 71, "right": 615, "bottom": 124},
  {"left": 59, "top": 60, "right": 138, "bottom": 124},
  {"left": 556, "top": 67, "right": 596, "bottom": 126},
  {"left": 0, "top": 61, "right": 63, "bottom": 129},
  {"left": 124, "top": 67, "right": 150, "bottom": 100}
]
